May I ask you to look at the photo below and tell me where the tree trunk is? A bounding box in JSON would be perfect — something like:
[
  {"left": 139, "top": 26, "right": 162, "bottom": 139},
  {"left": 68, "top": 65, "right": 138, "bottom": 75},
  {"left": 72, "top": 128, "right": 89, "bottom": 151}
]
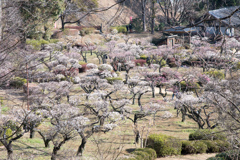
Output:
[
  {"left": 151, "top": 0, "right": 155, "bottom": 34},
  {"left": 151, "top": 85, "right": 155, "bottom": 98},
  {"left": 138, "top": 93, "right": 144, "bottom": 109},
  {"left": 7, "top": 144, "right": 13, "bottom": 160},
  {"left": 142, "top": 0, "right": 146, "bottom": 32},
  {"left": 51, "top": 147, "right": 59, "bottom": 160},
  {"left": 132, "top": 94, "right": 136, "bottom": 105},
  {"left": 77, "top": 137, "right": 87, "bottom": 156},
  {"left": 60, "top": 15, "right": 65, "bottom": 30},
  {"left": 30, "top": 128, "right": 35, "bottom": 139},
  {"left": 44, "top": 140, "right": 50, "bottom": 148}
]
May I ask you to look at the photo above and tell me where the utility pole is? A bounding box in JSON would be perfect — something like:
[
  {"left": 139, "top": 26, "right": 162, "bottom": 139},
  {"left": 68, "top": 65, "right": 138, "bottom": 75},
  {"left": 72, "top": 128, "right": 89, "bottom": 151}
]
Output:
[
  {"left": 26, "top": 63, "right": 29, "bottom": 110},
  {"left": 0, "top": 0, "right": 2, "bottom": 40}
]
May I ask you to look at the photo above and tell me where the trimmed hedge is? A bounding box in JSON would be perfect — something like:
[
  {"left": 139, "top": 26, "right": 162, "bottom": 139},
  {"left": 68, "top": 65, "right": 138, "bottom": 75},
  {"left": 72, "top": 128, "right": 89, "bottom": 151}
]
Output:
[
  {"left": 181, "top": 140, "right": 207, "bottom": 155},
  {"left": 202, "top": 140, "right": 221, "bottom": 153},
  {"left": 189, "top": 129, "right": 227, "bottom": 141},
  {"left": 134, "top": 148, "right": 157, "bottom": 160},
  {"left": 207, "top": 150, "right": 240, "bottom": 160},
  {"left": 120, "top": 148, "right": 157, "bottom": 160},
  {"left": 147, "top": 134, "right": 182, "bottom": 157}
]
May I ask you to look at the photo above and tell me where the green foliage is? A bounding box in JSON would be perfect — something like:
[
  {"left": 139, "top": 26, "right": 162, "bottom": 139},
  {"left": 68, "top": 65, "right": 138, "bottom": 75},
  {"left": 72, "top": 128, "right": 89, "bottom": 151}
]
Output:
[
  {"left": 20, "top": 0, "right": 65, "bottom": 39},
  {"left": 132, "top": 151, "right": 151, "bottom": 160},
  {"left": 134, "top": 148, "right": 157, "bottom": 160},
  {"left": 111, "top": 26, "right": 127, "bottom": 33},
  {"left": 205, "top": 70, "right": 224, "bottom": 80},
  {"left": 79, "top": 61, "right": 87, "bottom": 65},
  {"left": 154, "top": 23, "right": 165, "bottom": 31},
  {"left": 10, "top": 77, "right": 27, "bottom": 88},
  {"left": 160, "top": 59, "right": 166, "bottom": 67},
  {"left": 131, "top": 18, "right": 143, "bottom": 32},
  {"left": 140, "top": 55, "right": 147, "bottom": 60},
  {"left": 106, "top": 77, "right": 123, "bottom": 84},
  {"left": 181, "top": 140, "right": 207, "bottom": 154},
  {"left": 49, "top": 39, "right": 59, "bottom": 43},
  {"left": 180, "top": 81, "right": 200, "bottom": 92},
  {"left": 0, "top": 128, "right": 12, "bottom": 145},
  {"left": 147, "top": 134, "right": 182, "bottom": 157},
  {"left": 1, "top": 107, "right": 9, "bottom": 114},
  {"left": 26, "top": 39, "right": 49, "bottom": 50},
  {"left": 189, "top": 129, "right": 227, "bottom": 141},
  {"left": 214, "top": 150, "right": 240, "bottom": 160}
]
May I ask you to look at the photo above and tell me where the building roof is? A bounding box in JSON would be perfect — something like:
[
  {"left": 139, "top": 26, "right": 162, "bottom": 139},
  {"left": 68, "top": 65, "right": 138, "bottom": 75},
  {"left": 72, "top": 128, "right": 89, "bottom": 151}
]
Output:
[
  {"left": 208, "top": 6, "right": 240, "bottom": 26},
  {"left": 164, "top": 26, "right": 197, "bottom": 34}
]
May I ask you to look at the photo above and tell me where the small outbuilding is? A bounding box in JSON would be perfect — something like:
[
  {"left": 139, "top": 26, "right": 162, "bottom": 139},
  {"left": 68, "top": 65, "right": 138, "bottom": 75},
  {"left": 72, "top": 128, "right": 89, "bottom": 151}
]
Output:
[{"left": 197, "top": 6, "right": 240, "bottom": 36}]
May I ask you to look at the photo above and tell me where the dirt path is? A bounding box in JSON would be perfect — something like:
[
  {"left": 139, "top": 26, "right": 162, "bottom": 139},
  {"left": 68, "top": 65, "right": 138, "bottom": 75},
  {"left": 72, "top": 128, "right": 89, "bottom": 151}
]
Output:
[{"left": 156, "top": 153, "right": 216, "bottom": 160}]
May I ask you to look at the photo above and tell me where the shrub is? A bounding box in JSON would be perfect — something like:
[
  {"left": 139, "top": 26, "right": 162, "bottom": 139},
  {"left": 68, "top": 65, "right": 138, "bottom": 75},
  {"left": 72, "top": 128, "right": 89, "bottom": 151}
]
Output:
[
  {"left": 26, "top": 39, "right": 49, "bottom": 50},
  {"left": 215, "top": 140, "right": 231, "bottom": 152},
  {"left": 202, "top": 140, "right": 221, "bottom": 153},
  {"left": 140, "top": 54, "right": 148, "bottom": 60},
  {"left": 189, "top": 129, "right": 227, "bottom": 141},
  {"left": 111, "top": 26, "right": 127, "bottom": 33},
  {"left": 215, "top": 150, "right": 240, "bottom": 160},
  {"left": 49, "top": 39, "right": 59, "bottom": 43},
  {"left": 106, "top": 77, "right": 123, "bottom": 84},
  {"left": 132, "top": 151, "right": 150, "bottom": 160},
  {"left": 205, "top": 70, "right": 224, "bottom": 80},
  {"left": 147, "top": 134, "right": 182, "bottom": 157},
  {"left": 180, "top": 81, "right": 200, "bottom": 92},
  {"left": 181, "top": 140, "right": 207, "bottom": 154},
  {"left": 134, "top": 148, "right": 157, "bottom": 160},
  {"left": 10, "top": 77, "right": 27, "bottom": 88}
]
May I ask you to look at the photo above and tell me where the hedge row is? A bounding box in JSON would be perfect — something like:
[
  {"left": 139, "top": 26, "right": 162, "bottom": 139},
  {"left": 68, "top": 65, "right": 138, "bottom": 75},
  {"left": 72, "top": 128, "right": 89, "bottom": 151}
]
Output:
[
  {"left": 189, "top": 129, "right": 227, "bottom": 141},
  {"left": 182, "top": 140, "right": 230, "bottom": 155},
  {"left": 207, "top": 150, "right": 240, "bottom": 160},
  {"left": 146, "top": 130, "right": 230, "bottom": 157}
]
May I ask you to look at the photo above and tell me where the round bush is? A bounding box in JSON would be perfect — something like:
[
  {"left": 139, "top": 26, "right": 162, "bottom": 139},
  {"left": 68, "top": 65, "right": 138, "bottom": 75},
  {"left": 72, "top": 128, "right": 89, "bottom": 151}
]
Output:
[
  {"left": 202, "top": 140, "right": 220, "bottom": 153},
  {"left": 135, "top": 148, "right": 157, "bottom": 160},
  {"left": 189, "top": 129, "right": 227, "bottom": 141},
  {"left": 181, "top": 140, "right": 207, "bottom": 154},
  {"left": 147, "top": 134, "right": 182, "bottom": 157},
  {"left": 132, "top": 151, "right": 150, "bottom": 160},
  {"left": 194, "top": 141, "right": 208, "bottom": 153}
]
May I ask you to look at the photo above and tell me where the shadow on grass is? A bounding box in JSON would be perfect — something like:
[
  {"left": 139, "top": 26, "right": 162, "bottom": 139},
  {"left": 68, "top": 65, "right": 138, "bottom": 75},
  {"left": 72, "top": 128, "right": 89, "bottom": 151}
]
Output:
[{"left": 13, "top": 141, "right": 51, "bottom": 156}]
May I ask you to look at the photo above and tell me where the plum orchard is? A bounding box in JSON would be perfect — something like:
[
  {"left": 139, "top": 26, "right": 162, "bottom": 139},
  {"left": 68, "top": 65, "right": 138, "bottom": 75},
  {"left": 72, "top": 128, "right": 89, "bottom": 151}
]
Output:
[{"left": 1, "top": 29, "right": 240, "bottom": 159}]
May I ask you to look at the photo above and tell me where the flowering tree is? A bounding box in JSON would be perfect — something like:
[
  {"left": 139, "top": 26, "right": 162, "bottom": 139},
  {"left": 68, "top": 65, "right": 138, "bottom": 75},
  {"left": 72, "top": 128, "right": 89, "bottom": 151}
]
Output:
[
  {"left": 174, "top": 92, "right": 218, "bottom": 129},
  {"left": 202, "top": 78, "right": 240, "bottom": 146},
  {"left": 0, "top": 109, "right": 40, "bottom": 159}
]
